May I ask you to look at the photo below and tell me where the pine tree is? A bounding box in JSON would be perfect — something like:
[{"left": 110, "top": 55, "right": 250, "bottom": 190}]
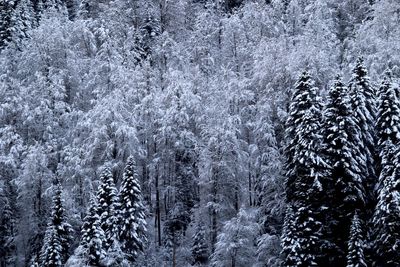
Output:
[
  {"left": 191, "top": 221, "right": 208, "bottom": 265},
  {"left": 372, "top": 72, "right": 400, "bottom": 266},
  {"left": 9, "top": 0, "right": 34, "bottom": 47},
  {"left": 346, "top": 211, "right": 367, "bottom": 267},
  {"left": 97, "top": 167, "right": 119, "bottom": 250},
  {"left": 80, "top": 196, "right": 106, "bottom": 266},
  {"left": 0, "top": 0, "right": 13, "bottom": 49},
  {"left": 282, "top": 71, "right": 327, "bottom": 266},
  {"left": 40, "top": 226, "right": 63, "bottom": 267},
  {"left": 39, "top": 184, "right": 72, "bottom": 266},
  {"left": 285, "top": 71, "right": 326, "bottom": 203},
  {"left": 118, "top": 156, "right": 147, "bottom": 260},
  {"left": 376, "top": 70, "right": 400, "bottom": 189},
  {"left": 348, "top": 57, "right": 377, "bottom": 215},
  {"left": 280, "top": 205, "right": 300, "bottom": 266},
  {"left": 323, "top": 76, "right": 366, "bottom": 266},
  {"left": 0, "top": 177, "right": 17, "bottom": 267},
  {"left": 372, "top": 162, "right": 400, "bottom": 266}
]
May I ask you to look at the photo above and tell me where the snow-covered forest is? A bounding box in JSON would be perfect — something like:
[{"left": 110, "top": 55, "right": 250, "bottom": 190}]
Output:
[{"left": 0, "top": 0, "right": 399, "bottom": 266}]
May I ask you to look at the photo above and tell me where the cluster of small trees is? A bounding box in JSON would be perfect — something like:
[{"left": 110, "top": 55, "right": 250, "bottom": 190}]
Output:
[
  {"left": 282, "top": 58, "right": 400, "bottom": 266},
  {"left": 36, "top": 156, "right": 147, "bottom": 267}
]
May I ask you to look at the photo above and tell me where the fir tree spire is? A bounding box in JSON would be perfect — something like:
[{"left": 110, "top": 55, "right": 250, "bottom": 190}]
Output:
[
  {"left": 39, "top": 183, "right": 72, "bottom": 266},
  {"left": 118, "top": 156, "right": 147, "bottom": 260},
  {"left": 322, "top": 75, "right": 366, "bottom": 266},
  {"left": 349, "top": 57, "right": 377, "bottom": 216},
  {"left": 97, "top": 167, "right": 119, "bottom": 250},
  {"left": 80, "top": 195, "right": 106, "bottom": 266}
]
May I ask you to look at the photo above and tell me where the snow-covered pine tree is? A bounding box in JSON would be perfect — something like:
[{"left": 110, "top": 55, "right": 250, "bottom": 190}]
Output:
[
  {"left": 285, "top": 71, "right": 326, "bottom": 203},
  {"left": 118, "top": 156, "right": 147, "bottom": 260},
  {"left": 280, "top": 205, "right": 298, "bottom": 266},
  {"left": 40, "top": 226, "right": 63, "bottom": 267},
  {"left": 97, "top": 167, "right": 119, "bottom": 249},
  {"left": 323, "top": 75, "right": 366, "bottom": 266},
  {"left": 0, "top": 177, "right": 17, "bottom": 267},
  {"left": 372, "top": 72, "right": 400, "bottom": 266},
  {"left": 282, "top": 71, "right": 327, "bottom": 266},
  {"left": 39, "top": 183, "right": 73, "bottom": 266},
  {"left": 79, "top": 195, "right": 106, "bottom": 266},
  {"left": 346, "top": 211, "right": 367, "bottom": 267},
  {"left": 348, "top": 57, "right": 377, "bottom": 215},
  {"left": 9, "top": 0, "right": 34, "bottom": 48},
  {"left": 0, "top": 0, "right": 13, "bottom": 49},
  {"left": 191, "top": 220, "right": 208, "bottom": 265},
  {"left": 372, "top": 160, "right": 400, "bottom": 266},
  {"left": 376, "top": 70, "right": 400, "bottom": 189}
]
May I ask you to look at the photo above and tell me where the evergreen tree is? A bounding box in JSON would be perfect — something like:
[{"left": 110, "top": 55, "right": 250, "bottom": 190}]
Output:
[
  {"left": 372, "top": 162, "right": 400, "bottom": 266},
  {"left": 0, "top": 177, "right": 17, "bottom": 267},
  {"left": 372, "top": 72, "right": 400, "bottom": 266},
  {"left": 323, "top": 76, "right": 366, "bottom": 266},
  {"left": 376, "top": 70, "right": 400, "bottom": 189},
  {"left": 348, "top": 57, "right": 377, "bottom": 215},
  {"left": 79, "top": 196, "right": 106, "bottom": 266},
  {"left": 97, "top": 167, "right": 119, "bottom": 249},
  {"left": 346, "top": 211, "right": 367, "bottom": 267},
  {"left": 0, "top": 0, "right": 13, "bottom": 49},
  {"left": 282, "top": 71, "right": 327, "bottom": 266},
  {"left": 118, "top": 156, "right": 147, "bottom": 260},
  {"left": 9, "top": 0, "right": 34, "bottom": 47},
  {"left": 191, "top": 221, "right": 208, "bottom": 265},
  {"left": 40, "top": 226, "right": 63, "bottom": 267},
  {"left": 285, "top": 71, "right": 326, "bottom": 203},
  {"left": 39, "top": 184, "right": 72, "bottom": 266}
]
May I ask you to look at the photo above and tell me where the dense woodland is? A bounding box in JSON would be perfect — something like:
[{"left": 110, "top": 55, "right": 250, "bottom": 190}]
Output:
[{"left": 0, "top": 0, "right": 400, "bottom": 266}]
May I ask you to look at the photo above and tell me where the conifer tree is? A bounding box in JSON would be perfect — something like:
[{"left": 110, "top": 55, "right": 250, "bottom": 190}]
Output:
[
  {"left": 282, "top": 71, "right": 327, "bottom": 266},
  {"left": 285, "top": 71, "right": 326, "bottom": 202},
  {"left": 79, "top": 196, "right": 106, "bottom": 266},
  {"left": 372, "top": 73, "right": 400, "bottom": 266},
  {"left": 39, "top": 184, "right": 72, "bottom": 266},
  {"left": 346, "top": 211, "right": 367, "bottom": 267},
  {"left": 376, "top": 71, "right": 400, "bottom": 189},
  {"left": 323, "top": 76, "right": 366, "bottom": 266},
  {"left": 349, "top": 57, "right": 377, "bottom": 214},
  {"left": 9, "top": 0, "right": 34, "bottom": 47},
  {"left": 97, "top": 167, "right": 119, "bottom": 249},
  {"left": 191, "top": 221, "right": 208, "bottom": 265},
  {"left": 372, "top": 162, "right": 400, "bottom": 266},
  {"left": 0, "top": 179, "right": 17, "bottom": 267},
  {"left": 0, "top": 0, "right": 13, "bottom": 49},
  {"left": 118, "top": 156, "right": 147, "bottom": 260},
  {"left": 40, "top": 226, "right": 63, "bottom": 267}
]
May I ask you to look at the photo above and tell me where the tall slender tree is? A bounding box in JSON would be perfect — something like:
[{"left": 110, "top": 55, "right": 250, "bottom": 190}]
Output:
[
  {"left": 118, "top": 156, "right": 147, "bottom": 260},
  {"left": 372, "top": 71, "right": 400, "bottom": 266},
  {"left": 39, "top": 183, "right": 73, "bottom": 266},
  {"left": 282, "top": 71, "right": 327, "bottom": 266},
  {"left": 348, "top": 57, "right": 377, "bottom": 215},
  {"left": 323, "top": 76, "right": 366, "bottom": 266},
  {"left": 79, "top": 195, "right": 106, "bottom": 266},
  {"left": 97, "top": 167, "right": 119, "bottom": 249}
]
